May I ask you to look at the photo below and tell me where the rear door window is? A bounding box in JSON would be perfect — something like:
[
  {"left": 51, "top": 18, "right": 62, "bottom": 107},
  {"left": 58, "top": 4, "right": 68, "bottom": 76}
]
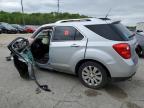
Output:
[
  {"left": 52, "top": 26, "right": 84, "bottom": 41},
  {"left": 52, "top": 26, "right": 75, "bottom": 41},
  {"left": 85, "top": 23, "right": 133, "bottom": 41}
]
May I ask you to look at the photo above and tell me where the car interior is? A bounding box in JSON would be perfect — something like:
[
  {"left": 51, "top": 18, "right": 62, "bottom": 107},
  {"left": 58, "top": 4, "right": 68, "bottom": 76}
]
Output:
[{"left": 31, "top": 28, "right": 53, "bottom": 64}]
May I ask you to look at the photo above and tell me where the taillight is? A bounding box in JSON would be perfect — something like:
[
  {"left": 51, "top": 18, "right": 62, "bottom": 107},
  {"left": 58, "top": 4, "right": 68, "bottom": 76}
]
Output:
[{"left": 113, "top": 43, "right": 131, "bottom": 59}]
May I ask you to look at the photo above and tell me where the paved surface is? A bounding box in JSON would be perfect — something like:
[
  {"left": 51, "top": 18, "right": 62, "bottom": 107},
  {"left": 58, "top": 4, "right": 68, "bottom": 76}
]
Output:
[
  {"left": 0, "top": 34, "right": 144, "bottom": 108},
  {"left": 0, "top": 34, "right": 30, "bottom": 47}
]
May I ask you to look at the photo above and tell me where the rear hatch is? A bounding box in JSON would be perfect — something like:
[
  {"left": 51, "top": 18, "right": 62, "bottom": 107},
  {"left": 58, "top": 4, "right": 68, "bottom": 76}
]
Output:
[
  {"left": 85, "top": 21, "right": 138, "bottom": 61},
  {"left": 111, "top": 22, "right": 138, "bottom": 63}
]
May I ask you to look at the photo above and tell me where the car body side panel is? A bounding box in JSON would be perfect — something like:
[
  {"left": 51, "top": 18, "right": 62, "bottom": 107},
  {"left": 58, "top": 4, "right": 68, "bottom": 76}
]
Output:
[
  {"left": 48, "top": 40, "right": 87, "bottom": 74},
  {"left": 84, "top": 41, "right": 138, "bottom": 78}
]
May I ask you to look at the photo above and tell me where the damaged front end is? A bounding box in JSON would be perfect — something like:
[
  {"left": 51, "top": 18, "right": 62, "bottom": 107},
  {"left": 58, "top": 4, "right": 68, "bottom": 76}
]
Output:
[{"left": 7, "top": 37, "right": 51, "bottom": 92}]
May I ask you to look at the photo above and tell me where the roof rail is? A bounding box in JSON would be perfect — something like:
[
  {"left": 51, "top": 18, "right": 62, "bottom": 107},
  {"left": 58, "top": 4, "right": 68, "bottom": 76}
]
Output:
[{"left": 55, "top": 18, "right": 92, "bottom": 23}]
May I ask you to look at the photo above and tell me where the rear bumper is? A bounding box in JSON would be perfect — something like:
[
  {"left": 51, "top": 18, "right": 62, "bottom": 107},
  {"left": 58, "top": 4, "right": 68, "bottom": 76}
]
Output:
[
  {"left": 111, "top": 72, "right": 136, "bottom": 81},
  {"left": 106, "top": 55, "right": 139, "bottom": 78}
]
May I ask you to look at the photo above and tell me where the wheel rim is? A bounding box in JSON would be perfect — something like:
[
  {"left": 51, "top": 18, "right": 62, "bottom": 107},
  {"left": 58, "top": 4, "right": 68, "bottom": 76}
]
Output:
[{"left": 82, "top": 66, "right": 102, "bottom": 86}]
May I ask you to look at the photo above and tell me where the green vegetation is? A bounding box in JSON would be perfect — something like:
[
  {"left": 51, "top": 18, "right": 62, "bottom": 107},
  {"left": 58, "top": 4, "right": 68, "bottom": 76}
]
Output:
[
  {"left": 127, "top": 26, "right": 136, "bottom": 31},
  {"left": 0, "top": 11, "right": 88, "bottom": 25}
]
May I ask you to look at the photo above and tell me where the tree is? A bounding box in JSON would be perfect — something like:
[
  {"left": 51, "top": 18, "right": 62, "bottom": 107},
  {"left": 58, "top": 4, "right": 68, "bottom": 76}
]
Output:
[{"left": 0, "top": 11, "right": 88, "bottom": 25}]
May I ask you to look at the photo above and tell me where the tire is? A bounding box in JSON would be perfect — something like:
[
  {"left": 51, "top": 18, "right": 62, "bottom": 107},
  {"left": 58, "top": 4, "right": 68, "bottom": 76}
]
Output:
[
  {"left": 138, "top": 50, "right": 144, "bottom": 58},
  {"left": 3, "top": 29, "right": 7, "bottom": 33},
  {"left": 78, "top": 61, "right": 108, "bottom": 89},
  {"left": 136, "top": 45, "right": 144, "bottom": 57},
  {"left": 137, "top": 49, "right": 143, "bottom": 57}
]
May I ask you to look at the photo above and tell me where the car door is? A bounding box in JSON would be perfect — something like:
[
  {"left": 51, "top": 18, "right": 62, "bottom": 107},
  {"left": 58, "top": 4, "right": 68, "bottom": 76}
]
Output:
[{"left": 48, "top": 26, "right": 87, "bottom": 73}]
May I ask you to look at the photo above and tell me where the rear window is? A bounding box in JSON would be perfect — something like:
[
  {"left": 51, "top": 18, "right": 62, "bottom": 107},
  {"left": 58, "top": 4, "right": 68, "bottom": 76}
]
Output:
[{"left": 85, "top": 23, "right": 133, "bottom": 41}]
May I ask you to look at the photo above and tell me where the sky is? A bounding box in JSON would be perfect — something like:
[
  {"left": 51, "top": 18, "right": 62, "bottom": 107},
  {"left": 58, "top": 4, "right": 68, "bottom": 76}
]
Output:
[{"left": 0, "top": 0, "right": 144, "bottom": 26}]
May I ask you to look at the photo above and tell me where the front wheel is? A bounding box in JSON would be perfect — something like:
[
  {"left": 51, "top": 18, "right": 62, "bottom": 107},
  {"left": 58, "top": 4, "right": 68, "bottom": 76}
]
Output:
[{"left": 78, "top": 61, "right": 108, "bottom": 89}]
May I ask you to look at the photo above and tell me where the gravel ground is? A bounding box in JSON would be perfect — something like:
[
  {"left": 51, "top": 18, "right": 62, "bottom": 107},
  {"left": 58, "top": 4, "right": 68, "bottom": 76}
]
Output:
[{"left": 0, "top": 34, "right": 144, "bottom": 108}]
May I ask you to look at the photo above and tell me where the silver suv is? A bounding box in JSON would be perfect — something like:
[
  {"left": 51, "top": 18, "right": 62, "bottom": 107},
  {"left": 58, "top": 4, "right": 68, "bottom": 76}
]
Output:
[{"left": 29, "top": 18, "right": 138, "bottom": 89}]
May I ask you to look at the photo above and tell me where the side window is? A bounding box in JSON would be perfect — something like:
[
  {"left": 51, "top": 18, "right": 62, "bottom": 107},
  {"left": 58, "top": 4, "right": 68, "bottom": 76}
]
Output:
[
  {"left": 32, "top": 27, "right": 53, "bottom": 38},
  {"left": 33, "top": 28, "right": 53, "bottom": 45},
  {"left": 52, "top": 26, "right": 75, "bottom": 41},
  {"left": 37, "top": 29, "right": 50, "bottom": 38},
  {"left": 52, "top": 26, "right": 84, "bottom": 41}
]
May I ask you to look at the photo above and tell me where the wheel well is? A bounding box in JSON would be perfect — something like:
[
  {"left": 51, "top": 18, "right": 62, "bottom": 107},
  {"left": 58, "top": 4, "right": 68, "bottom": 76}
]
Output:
[
  {"left": 75, "top": 59, "right": 111, "bottom": 78},
  {"left": 136, "top": 44, "right": 143, "bottom": 55},
  {"left": 138, "top": 45, "right": 142, "bottom": 50}
]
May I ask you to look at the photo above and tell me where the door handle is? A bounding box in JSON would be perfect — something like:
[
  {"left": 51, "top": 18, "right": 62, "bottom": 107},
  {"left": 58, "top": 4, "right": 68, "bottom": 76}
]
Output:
[{"left": 70, "top": 44, "right": 80, "bottom": 47}]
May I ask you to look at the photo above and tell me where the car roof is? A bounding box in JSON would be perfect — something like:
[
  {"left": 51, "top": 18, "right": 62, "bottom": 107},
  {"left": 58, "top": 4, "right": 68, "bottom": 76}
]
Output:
[{"left": 41, "top": 18, "right": 119, "bottom": 28}]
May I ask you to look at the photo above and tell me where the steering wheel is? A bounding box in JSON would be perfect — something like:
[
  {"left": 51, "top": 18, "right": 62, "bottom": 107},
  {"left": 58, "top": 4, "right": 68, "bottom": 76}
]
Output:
[{"left": 8, "top": 37, "right": 29, "bottom": 53}]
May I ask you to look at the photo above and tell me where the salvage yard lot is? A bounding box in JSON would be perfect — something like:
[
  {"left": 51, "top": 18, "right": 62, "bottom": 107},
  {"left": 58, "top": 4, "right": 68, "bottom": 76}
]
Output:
[
  {"left": 0, "top": 34, "right": 144, "bottom": 108},
  {"left": 0, "top": 34, "right": 30, "bottom": 47}
]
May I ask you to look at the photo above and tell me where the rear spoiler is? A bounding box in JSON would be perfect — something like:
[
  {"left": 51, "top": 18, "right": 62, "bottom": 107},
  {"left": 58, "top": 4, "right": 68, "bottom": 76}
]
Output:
[
  {"left": 112, "top": 20, "right": 121, "bottom": 24},
  {"left": 99, "top": 17, "right": 121, "bottom": 24}
]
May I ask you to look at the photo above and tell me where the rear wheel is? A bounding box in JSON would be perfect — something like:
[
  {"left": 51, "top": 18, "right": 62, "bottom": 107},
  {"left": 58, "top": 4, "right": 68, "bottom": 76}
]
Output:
[{"left": 78, "top": 61, "right": 108, "bottom": 89}]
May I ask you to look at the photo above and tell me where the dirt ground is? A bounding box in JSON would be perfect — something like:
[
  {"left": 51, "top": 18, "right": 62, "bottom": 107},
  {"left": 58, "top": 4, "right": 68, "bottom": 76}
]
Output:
[{"left": 0, "top": 34, "right": 144, "bottom": 108}]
